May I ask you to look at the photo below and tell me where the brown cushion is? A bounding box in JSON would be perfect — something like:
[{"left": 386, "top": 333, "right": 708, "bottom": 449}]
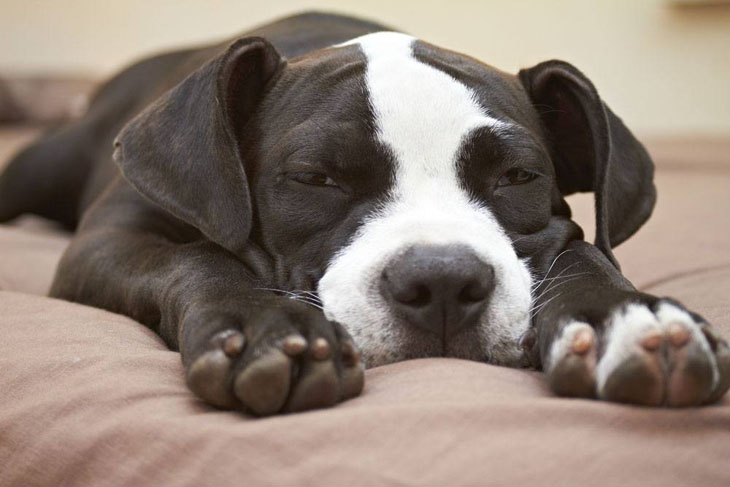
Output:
[
  {"left": 1, "top": 291, "right": 728, "bottom": 486},
  {"left": 0, "top": 217, "right": 69, "bottom": 295}
]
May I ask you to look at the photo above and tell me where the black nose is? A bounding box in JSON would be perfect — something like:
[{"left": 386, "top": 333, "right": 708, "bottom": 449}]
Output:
[{"left": 380, "top": 245, "right": 495, "bottom": 338}]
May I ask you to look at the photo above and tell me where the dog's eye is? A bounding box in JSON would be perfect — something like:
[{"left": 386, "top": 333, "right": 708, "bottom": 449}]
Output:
[
  {"left": 289, "top": 172, "right": 339, "bottom": 188},
  {"left": 497, "top": 168, "right": 538, "bottom": 187}
]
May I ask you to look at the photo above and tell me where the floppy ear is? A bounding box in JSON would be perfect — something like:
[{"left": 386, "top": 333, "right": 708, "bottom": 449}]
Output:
[
  {"left": 113, "top": 37, "right": 284, "bottom": 255},
  {"left": 518, "top": 60, "right": 656, "bottom": 267}
]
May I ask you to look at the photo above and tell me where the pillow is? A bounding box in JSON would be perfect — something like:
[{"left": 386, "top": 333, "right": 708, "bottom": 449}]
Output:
[{"left": 1, "top": 289, "right": 728, "bottom": 486}]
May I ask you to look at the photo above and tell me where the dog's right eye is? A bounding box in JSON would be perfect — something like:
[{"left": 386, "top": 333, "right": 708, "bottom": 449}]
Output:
[{"left": 289, "top": 171, "right": 339, "bottom": 188}]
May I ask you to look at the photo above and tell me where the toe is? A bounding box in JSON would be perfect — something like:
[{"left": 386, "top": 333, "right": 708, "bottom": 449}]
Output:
[
  {"left": 665, "top": 324, "right": 714, "bottom": 407},
  {"left": 706, "top": 341, "right": 730, "bottom": 404},
  {"left": 601, "top": 354, "right": 664, "bottom": 406},
  {"left": 655, "top": 303, "right": 718, "bottom": 407},
  {"left": 340, "top": 363, "right": 365, "bottom": 400},
  {"left": 702, "top": 326, "right": 730, "bottom": 404},
  {"left": 596, "top": 304, "right": 665, "bottom": 406},
  {"left": 547, "top": 322, "right": 597, "bottom": 398},
  {"left": 186, "top": 349, "right": 237, "bottom": 409},
  {"left": 233, "top": 349, "right": 292, "bottom": 416},
  {"left": 340, "top": 340, "right": 365, "bottom": 400},
  {"left": 286, "top": 360, "right": 340, "bottom": 412}
]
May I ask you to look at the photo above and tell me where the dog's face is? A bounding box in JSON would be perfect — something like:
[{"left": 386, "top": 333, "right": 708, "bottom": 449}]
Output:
[
  {"left": 117, "top": 32, "right": 655, "bottom": 369},
  {"left": 249, "top": 33, "right": 563, "bottom": 367}
]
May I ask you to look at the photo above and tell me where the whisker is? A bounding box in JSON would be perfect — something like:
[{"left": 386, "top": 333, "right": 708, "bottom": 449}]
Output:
[
  {"left": 253, "top": 287, "right": 324, "bottom": 310},
  {"left": 292, "top": 289, "right": 321, "bottom": 300},
  {"left": 530, "top": 250, "right": 574, "bottom": 289},
  {"left": 253, "top": 286, "right": 292, "bottom": 294},
  {"left": 531, "top": 272, "right": 589, "bottom": 289},
  {"left": 292, "top": 295, "right": 324, "bottom": 306},
  {"left": 254, "top": 287, "right": 324, "bottom": 311},
  {"left": 529, "top": 292, "right": 562, "bottom": 317},
  {"left": 531, "top": 262, "right": 580, "bottom": 302},
  {"left": 532, "top": 274, "right": 584, "bottom": 303}
]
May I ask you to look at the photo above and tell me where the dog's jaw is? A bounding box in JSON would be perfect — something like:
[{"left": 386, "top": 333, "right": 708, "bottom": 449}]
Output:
[{"left": 318, "top": 32, "right": 533, "bottom": 368}]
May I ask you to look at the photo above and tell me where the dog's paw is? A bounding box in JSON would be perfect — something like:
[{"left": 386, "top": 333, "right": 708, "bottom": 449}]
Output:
[
  {"left": 182, "top": 303, "right": 364, "bottom": 415},
  {"left": 545, "top": 300, "right": 730, "bottom": 407}
]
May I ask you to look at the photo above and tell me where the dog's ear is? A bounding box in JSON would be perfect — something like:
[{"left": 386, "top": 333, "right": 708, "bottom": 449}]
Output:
[
  {"left": 519, "top": 60, "right": 656, "bottom": 267},
  {"left": 113, "top": 37, "right": 283, "bottom": 255}
]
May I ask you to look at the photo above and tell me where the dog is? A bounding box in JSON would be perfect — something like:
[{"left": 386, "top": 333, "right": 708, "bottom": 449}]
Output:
[{"left": 1, "top": 12, "right": 728, "bottom": 415}]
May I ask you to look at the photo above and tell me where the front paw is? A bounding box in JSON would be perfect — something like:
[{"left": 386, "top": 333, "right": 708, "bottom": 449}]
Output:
[
  {"left": 181, "top": 301, "right": 364, "bottom": 416},
  {"left": 545, "top": 299, "right": 730, "bottom": 407}
]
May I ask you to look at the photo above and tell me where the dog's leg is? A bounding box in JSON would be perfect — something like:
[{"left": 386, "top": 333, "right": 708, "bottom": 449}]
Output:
[
  {"left": 530, "top": 241, "right": 730, "bottom": 406},
  {"left": 50, "top": 185, "right": 364, "bottom": 416}
]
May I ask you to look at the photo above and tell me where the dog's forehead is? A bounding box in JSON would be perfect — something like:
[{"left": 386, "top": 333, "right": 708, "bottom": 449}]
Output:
[
  {"left": 340, "top": 32, "right": 511, "bottom": 166},
  {"left": 258, "top": 32, "right": 542, "bottom": 180},
  {"left": 327, "top": 32, "right": 540, "bottom": 197}
]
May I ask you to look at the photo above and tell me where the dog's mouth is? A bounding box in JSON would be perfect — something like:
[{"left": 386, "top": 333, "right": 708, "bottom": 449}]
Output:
[{"left": 262, "top": 284, "right": 532, "bottom": 368}]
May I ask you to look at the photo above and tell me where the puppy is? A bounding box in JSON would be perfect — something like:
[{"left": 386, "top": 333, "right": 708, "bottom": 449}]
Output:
[{"left": 1, "top": 12, "right": 727, "bottom": 415}]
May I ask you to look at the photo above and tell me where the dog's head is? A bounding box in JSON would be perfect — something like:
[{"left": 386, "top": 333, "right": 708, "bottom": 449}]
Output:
[{"left": 114, "top": 33, "right": 655, "bottom": 367}]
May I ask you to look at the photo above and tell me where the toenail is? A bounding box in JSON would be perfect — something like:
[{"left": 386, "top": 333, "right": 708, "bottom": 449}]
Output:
[
  {"left": 519, "top": 329, "right": 537, "bottom": 351},
  {"left": 311, "top": 338, "right": 330, "bottom": 360},
  {"left": 282, "top": 335, "right": 308, "bottom": 356},
  {"left": 571, "top": 329, "right": 593, "bottom": 355},
  {"left": 640, "top": 331, "right": 663, "bottom": 351},
  {"left": 668, "top": 323, "right": 690, "bottom": 348},
  {"left": 222, "top": 333, "right": 245, "bottom": 357}
]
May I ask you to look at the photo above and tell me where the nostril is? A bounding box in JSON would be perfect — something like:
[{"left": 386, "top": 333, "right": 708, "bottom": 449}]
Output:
[
  {"left": 458, "top": 280, "right": 488, "bottom": 304},
  {"left": 399, "top": 285, "right": 431, "bottom": 307},
  {"left": 457, "top": 265, "right": 495, "bottom": 304},
  {"left": 382, "top": 269, "right": 432, "bottom": 307}
]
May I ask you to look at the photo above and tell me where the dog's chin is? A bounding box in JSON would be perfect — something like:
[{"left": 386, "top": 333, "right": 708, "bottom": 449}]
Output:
[{"left": 350, "top": 321, "right": 529, "bottom": 369}]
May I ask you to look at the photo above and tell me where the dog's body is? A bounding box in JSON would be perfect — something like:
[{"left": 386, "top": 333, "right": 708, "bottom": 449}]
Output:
[{"left": 1, "top": 12, "right": 728, "bottom": 414}]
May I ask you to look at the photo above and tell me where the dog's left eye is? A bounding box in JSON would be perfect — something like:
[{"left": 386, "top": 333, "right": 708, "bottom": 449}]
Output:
[
  {"left": 289, "top": 172, "right": 339, "bottom": 188},
  {"left": 497, "top": 168, "right": 538, "bottom": 187}
]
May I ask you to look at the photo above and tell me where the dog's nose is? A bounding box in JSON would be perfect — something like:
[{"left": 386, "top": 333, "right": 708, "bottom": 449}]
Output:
[{"left": 380, "top": 245, "right": 495, "bottom": 338}]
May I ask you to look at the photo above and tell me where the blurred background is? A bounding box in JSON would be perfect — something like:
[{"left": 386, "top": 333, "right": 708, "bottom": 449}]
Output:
[
  {"left": 0, "top": 0, "right": 728, "bottom": 297},
  {"left": 1, "top": 0, "right": 729, "bottom": 137}
]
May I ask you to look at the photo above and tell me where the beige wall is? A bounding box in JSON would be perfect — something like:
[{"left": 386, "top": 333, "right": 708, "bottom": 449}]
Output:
[{"left": 2, "top": 0, "right": 729, "bottom": 136}]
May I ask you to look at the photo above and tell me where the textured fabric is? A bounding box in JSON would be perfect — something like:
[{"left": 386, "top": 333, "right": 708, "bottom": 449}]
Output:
[
  {"left": 1, "top": 130, "right": 729, "bottom": 486},
  {"left": 0, "top": 291, "right": 728, "bottom": 487}
]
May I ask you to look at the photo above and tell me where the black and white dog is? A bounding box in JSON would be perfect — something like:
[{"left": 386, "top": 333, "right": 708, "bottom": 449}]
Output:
[{"left": 1, "top": 12, "right": 727, "bottom": 415}]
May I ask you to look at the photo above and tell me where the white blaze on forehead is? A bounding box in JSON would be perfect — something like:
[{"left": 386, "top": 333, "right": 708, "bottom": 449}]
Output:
[{"left": 343, "top": 32, "right": 508, "bottom": 197}]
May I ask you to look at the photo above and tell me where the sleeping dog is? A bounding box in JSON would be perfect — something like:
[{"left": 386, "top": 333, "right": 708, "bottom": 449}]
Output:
[{"left": 1, "top": 12, "right": 728, "bottom": 415}]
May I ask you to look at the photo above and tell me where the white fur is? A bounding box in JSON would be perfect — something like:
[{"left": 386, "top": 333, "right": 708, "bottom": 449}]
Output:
[{"left": 319, "top": 32, "right": 532, "bottom": 367}]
